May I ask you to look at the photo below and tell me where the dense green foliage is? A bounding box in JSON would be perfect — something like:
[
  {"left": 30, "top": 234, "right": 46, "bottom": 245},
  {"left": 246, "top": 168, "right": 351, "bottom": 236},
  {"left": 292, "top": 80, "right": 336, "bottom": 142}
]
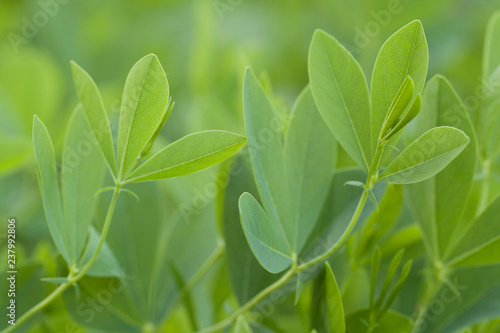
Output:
[{"left": 1, "top": 1, "right": 500, "bottom": 333}]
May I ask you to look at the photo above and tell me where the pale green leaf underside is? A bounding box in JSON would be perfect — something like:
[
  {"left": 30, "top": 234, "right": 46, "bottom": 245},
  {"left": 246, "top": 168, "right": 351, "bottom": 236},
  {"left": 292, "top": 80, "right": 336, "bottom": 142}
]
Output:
[
  {"left": 239, "top": 192, "right": 293, "bottom": 274},
  {"left": 309, "top": 29, "right": 371, "bottom": 172},
  {"left": 70, "top": 61, "right": 117, "bottom": 175},
  {"left": 33, "top": 116, "right": 71, "bottom": 263},
  {"left": 326, "top": 263, "right": 346, "bottom": 333},
  {"left": 61, "top": 107, "right": 105, "bottom": 266},
  {"left": 379, "top": 126, "right": 469, "bottom": 184},
  {"left": 118, "top": 54, "right": 170, "bottom": 177},
  {"left": 125, "top": 130, "right": 246, "bottom": 182},
  {"left": 370, "top": 20, "right": 428, "bottom": 155}
]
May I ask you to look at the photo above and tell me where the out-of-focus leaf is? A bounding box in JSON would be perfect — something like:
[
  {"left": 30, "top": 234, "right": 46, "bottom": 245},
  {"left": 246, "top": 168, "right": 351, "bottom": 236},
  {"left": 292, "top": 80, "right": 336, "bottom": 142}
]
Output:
[
  {"left": 79, "top": 227, "right": 123, "bottom": 277},
  {"left": 71, "top": 61, "right": 117, "bottom": 175},
  {"left": 220, "top": 154, "right": 277, "bottom": 304},
  {"left": 378, "top": 127, "right": 469, "bottom": 184},
  {"left": 309, "top": 29, "right": 371, "bottom": 172},
  {"left": 235, "top": 316, "right": 253, "bottom": 333},
  {"left": 448, "top": 196, "right": 500, "bottom": 267},
  {"left": 125, "top": 131, "right": 246, "bottom": 182},
  {"left": 406, "top": 76, "right": 478, "bottom": 261},
  {"left": 117, "top": 54, "right": 170, "bottom": 177},
  {"left": 346, "top": 309, "right": 413, "bottom": 333},
  {"left": 370, "top": 20, "right": 428, "bottom": 155},
  {"left": 325, "top": 263, "right": 345, "bottom": 333}
]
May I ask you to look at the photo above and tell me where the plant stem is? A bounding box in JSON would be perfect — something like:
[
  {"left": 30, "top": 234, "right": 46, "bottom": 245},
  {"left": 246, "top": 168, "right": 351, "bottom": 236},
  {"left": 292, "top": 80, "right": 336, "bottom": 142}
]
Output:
[
  {"left": 2, "top": 186, "right": 122, "bottom": 333},
  {"left": 197, "top": 144, "right": 386, "bottom": 333}
]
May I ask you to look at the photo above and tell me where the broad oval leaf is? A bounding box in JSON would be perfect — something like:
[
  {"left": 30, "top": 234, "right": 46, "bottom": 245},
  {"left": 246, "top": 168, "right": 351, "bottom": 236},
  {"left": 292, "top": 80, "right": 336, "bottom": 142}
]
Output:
[
  {"left": 325, "top": 263, "right": 345, "bottom": 333},
  {"left": 33, "top": 115, "right": 71, "bottom": 264},
  {"left": 71, "top": 61, "right": 117, "bottom": 175},
  {"left": 371, "top": 20, "right": 429, "bottom": 154},
  {"left": 117, "top": 54, "right": 170, "bottom": 178},
  {"left": 406, "top": 75, "right": 478, "bottom": 261},
  {"left": 239, "top": 192, "right": 293, "bottom": 274},
  {"left": 62, "top": 107, "right": 105, "bottom": 267},
  {"left": 378, "top": 126, "right": 470, "bottom": 184},
  {"left": 346, "top": 309, "right": 413, "bottom": 333},
  {"left": 309, "top": 29, "right": 371, "bottom": 172},
  {"left": 124, "top": 130, "right": 246, "bottom": 182}
]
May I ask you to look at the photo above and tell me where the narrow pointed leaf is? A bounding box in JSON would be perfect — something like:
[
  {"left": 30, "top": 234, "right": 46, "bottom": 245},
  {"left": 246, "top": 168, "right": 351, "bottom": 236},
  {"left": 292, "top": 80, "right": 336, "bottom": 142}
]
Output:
[
  {"left": 371, "top": 20, "right": 428, "bottom": 154},
  {"left": 380, "top": 260, "right": 412, "bottom": 316},
  {"left": 380, "top": 76, "right": 414, "bottom": 139},
  {"left": 239, "top": 192, "right": 293, "bottom": 274},
  {"left": 70, "top": 61, "right": 117, "bottom": 175},
  {"left": 309, "top": 29, "right": 371, "bottom": 172},
  {"left": 124, "top": 130, "right": 246, "bottom": 182},
  {"left": 483, "top": 11, "right": 500, "bottom": 80},
  {"left": 378, "top": 127, "right": 470, "bottom": 184},
  {"left": 61, "top": 107, "right": 105, "bottom": 266},
  {"left": 325, "top": 263, "right": 345, "bottom": 333},
  {"left": 117, "top": 54, "right": 170, "bottom": 177},
  {"left": 41, "top": 277, "right": 70, "bottom": 284},
  {"left": 383, "top": 95, "right": 422, "bottom": 141},
  {"left": 370, "top": 247, "right": 381, "bottom": 307},
  {"left": 33, "top": 116, "right": 71, "bottom": 263}
]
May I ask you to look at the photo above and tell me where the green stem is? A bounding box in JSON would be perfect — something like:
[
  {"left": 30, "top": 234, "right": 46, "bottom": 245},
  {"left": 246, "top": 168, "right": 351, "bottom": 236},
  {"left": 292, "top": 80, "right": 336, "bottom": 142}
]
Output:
[
  {"left": 2, "top": 185, "right": 122, "bottom": 333},
  {"left": 197, "top": 144, "right": 386, "bottom": 333}
]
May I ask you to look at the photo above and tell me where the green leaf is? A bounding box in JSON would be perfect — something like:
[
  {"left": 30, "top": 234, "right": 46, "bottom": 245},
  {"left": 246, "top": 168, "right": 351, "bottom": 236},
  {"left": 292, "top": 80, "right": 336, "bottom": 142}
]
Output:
[
  {"left": 346, "top": 309, "right": 413, "bottom": 333},
  {"left": 382, "top": 95, "right": 422, "bottom": 142},
  {"left": 234, "top": 316, "right": 252, "bottom": 333},
  {"left": 369, "top": 247, "right": 381, "bottom": 307},
  {"left": 239, "top": 192, "right": 293, "bottom": 274},
  {"left": 379, "top": 76, "right": 414, "bottom": 139},
  {"left": 375, "top": 249, "right": 405, "bottom": 309},
  {"left": 124, "top": 130, "right": 246, "bottom": 182},
  {"left": 406, "top": 76, "right": 478, "bottom": 261},
  {"left": 117, "top": 54, "right": 170, "bottom": 178},
  {"left": 61, "top": 107, "right": 105, "bottom": 267},
  {"left": 483, "top": 11, "right": 500, "bottom": 80},
  {"left": 371, "top": 20, "right": 429, "bottom": 154},
  {"left": 378, "top": 127, "right": 470, "bottom": 184},
  {"left": 70, "top": 61, "right": 117, "bottom": 175},
  {"left": 344, "top": 181, "right": 365, "bottom": 189},
  {"left": 325, "top": 263, "right": 346, "bottom": 333},
  {"left": 220, "top": 154, "right": 277, "bottom": 304},
  {"left": 33, "top": 115, "right": 71, "bottom": 264},
  {"left": 448, "top": 196, "right": 500, "bottom": 267},
  {"left": 309, "top": 29, "right": 371, "bottom": 172},
  {"left": 379, "top": 260, "right": 412, "bottom": 316},
  {"left": 284, "top": 86, "right": 337, "bottom": 252},
  {"left": 79, "top": 227, "right": 123, "bottom": 277}
]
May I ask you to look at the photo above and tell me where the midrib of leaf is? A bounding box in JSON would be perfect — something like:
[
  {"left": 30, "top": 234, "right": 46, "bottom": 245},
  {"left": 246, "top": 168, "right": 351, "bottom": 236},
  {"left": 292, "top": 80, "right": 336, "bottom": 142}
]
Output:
[
  {"left": 319, "top": 41, "right": 370, "bottom": 171},
  {"left": 449, "top": 234, "right": 500, "bottom": 266},
  {"left": 243, "top": 225, "right": 293, "bottom": 259},
  {"left": 126, "top": 139, "right": 244, "bottom": 182}
]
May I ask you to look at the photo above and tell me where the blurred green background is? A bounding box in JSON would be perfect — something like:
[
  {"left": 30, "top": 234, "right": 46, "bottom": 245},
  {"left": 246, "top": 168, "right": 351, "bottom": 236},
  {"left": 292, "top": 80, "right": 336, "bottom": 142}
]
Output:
[{"left": 1, "top": 0, "right": 500, "bottom": 332}]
